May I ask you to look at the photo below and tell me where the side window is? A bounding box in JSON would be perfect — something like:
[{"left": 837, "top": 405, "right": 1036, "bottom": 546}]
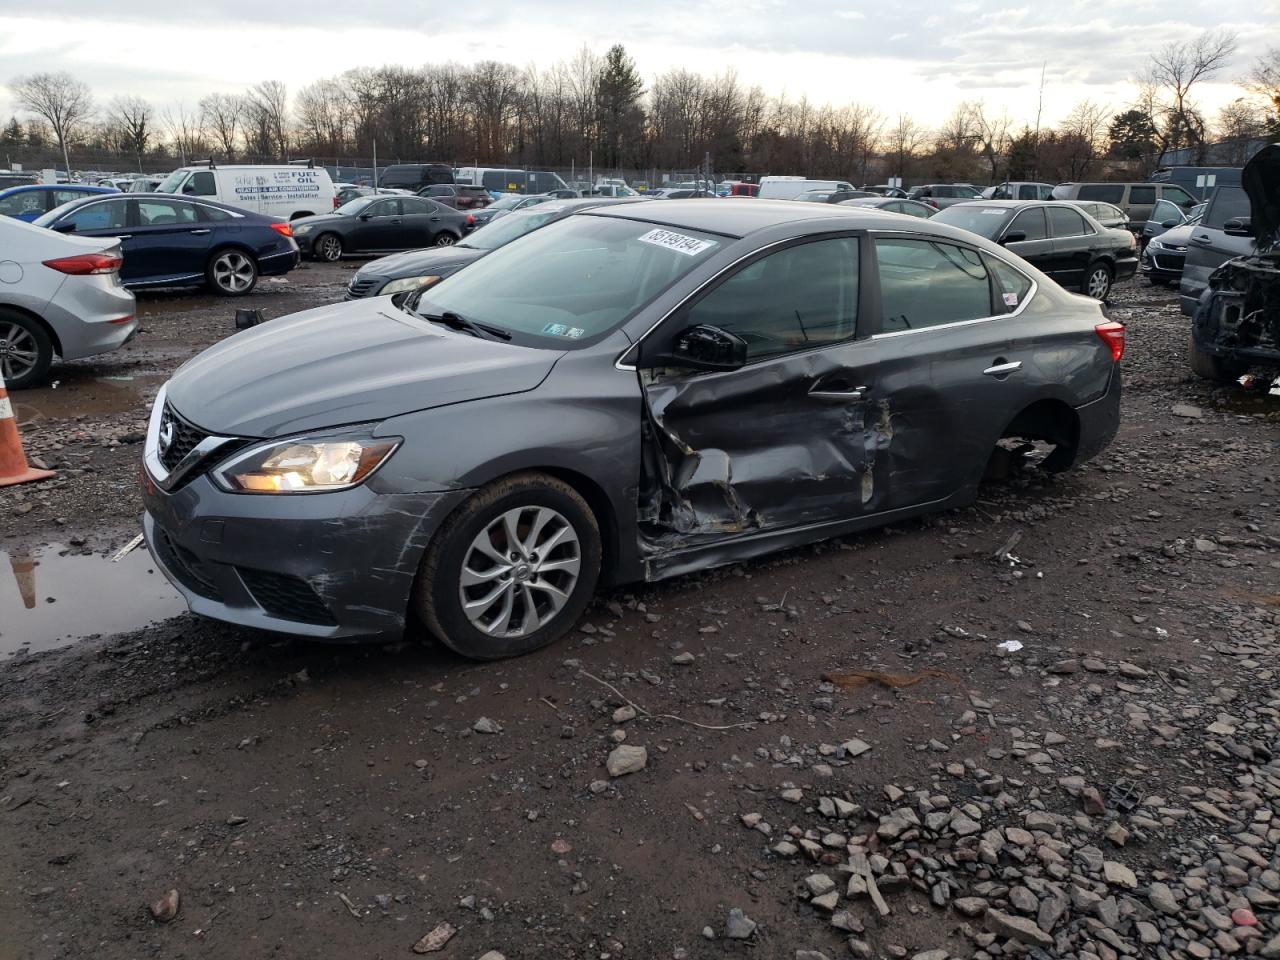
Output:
[
  {"left": 137, "top": 200, "right": 199, "bottom": 225},
  {"left": 1161, "top": 185, "right": 1195, "bottom": 206},
  {"left": 1037, "top": 185, "right": 1054, "bottom": 200},
  {"left": 1078, "top": 184, "right": 1124, "bottom": 203},
  {"left": 427, "top": 185, "right": 452, "bottom": 197},
  {"left": 1047, "top": 206, "right": 1089, "bottom": 238},
  {"left": 400, "top": 197, "right": 431, "bottom": 214},
  {"left": 1128, "top": 185, "right": 1156, "bottom": 205},
  {"left": 62, "top": 199, "right": 129, "bottom": 231},
  {"left": 365, "top": 199, "right": 396, "bottom": 217},
  {"left": 875, "top": 238, "right": 992, "bottom": 333},
  {"left": 52, "top": 189, "right": 87, "bottom": 206},
  {"left": 1017, "top": 185, "right": 1037, "bottom": 200},
  {"left": 0, "top": 191, "right": 43, "bottom": 216},
  {"left": 936, "top": 186, "right": 954, "bottom": 198},
  {"left": 904, "top": 202, "right": 931, "bottom": 218},
  {"left": 685, "top": 237, "right": 859, "bottom": 360},
  {"left": 1007, "top": 208, "right": 1048, "bottom": 241},
  {"left": 197, "top": 205, "right": 234, "bottom": 222},
  {"left": 1202, "top": 187, "right": 1251, "bottom": 229},
  {"left": 187, "top": 171, "right": 216, "bottom": 196},
  {"left": 984, "top": 254, "right": 1033, "bottom": 314},
  {"left": 1150, "top": 199, "right": 1179, "bottom": 224}
]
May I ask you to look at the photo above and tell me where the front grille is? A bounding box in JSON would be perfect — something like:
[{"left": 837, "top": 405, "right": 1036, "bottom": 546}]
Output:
[
  {"left": 237, "top": 568, "right": 336, "bottom": 626},
  {"left": 1149, "top": 252, "right": 1185, "bottom": 272},
  {"left": 153, "top": 527, "right": 223, "bottom": 600},
  {"left": 159, "top": 404, "right": 210, "bottom": 471},
  {"left": 345, "top": 275, "right": 382, "bottom": 299}
]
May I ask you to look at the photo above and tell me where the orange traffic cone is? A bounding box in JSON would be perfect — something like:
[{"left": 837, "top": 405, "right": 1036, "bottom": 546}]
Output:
[
  {"left": 10, "top": 553, "right": 36, "bottom": 609},
  {"left": 0, "top": 373, "right": 54, "bottom": 487}
]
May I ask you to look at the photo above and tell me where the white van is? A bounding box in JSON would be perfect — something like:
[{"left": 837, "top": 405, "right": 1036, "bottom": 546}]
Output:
[
  {"left": 156, "top": 162, "right": 337, "bottom": 220},
  {"left": 758, "top": 177, "right": 855, "bottom": 201}
]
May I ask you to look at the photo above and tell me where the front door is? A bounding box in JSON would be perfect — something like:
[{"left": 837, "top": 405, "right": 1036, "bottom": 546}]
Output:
[
  {"left": 128, "top": 198, "right": 213, "bottom": 283},
  {"left": 1183, "top": 185, "right": 1255, "bottom": 305},
  {"left": 350, "top": 198, "right": 402, "bottom": 251},
  {"left": 637, "top": 235, "right": 877, "bottom": 545},
  {"left": 1001, "top": 207, "right": 1054, "bottom": 278}
]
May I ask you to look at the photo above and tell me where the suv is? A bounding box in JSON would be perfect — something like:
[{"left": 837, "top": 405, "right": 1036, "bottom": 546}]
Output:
[
  {"left": 1051, "top": 182, "right": 1198, "bottom": 232},
  {"left": 379, "top": 163, "right": 454, "bottom": 192},
  {"left": 1187, "top": 143, "right": 1279, "bottom": 381},
  {"left": 983, "top": 181, "right": 1055, "bottom": 200},
  {"left": 419, "top": 183, "right": 491, "bottom": 210},
  {"left": 1178, "top": 184, "right": 1255, "bottom": 315},
  {"left": 906, "top": 184, "right": 983, "bottom": 209}
]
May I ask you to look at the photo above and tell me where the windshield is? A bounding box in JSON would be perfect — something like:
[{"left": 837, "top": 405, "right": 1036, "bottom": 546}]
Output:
[
  {"left": 932, "top": 205, "right": 1014, "bottom": 239},
  {"left": 156, "top": 170, "right": 186, "bottom": 193},
  {"left": 335, "top": 196, "right": 378, "bottom": 216},
  {"left": 418, "top": 215, "right": 723, "bottom": 346},
  {"left": 32, "top": 200, "right": 85, "bottom": 227},
  {"left": 458, "top": 207, "right": 570, "bottom": 251}
]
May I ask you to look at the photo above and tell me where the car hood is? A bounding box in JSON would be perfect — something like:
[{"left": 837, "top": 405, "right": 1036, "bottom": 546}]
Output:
[
  {"left": 1243, "top": 142, "right": 1280, "bottom": 250},
  {"left": 166, "top": 301, "right": 562, "bottom": 438},
  {"left": 292, "top": 212, "right": 347, "bottom": 229},
  {"left": 356, "top": 246, "right": 484, "bottom": 281},
  {"left": 1154, "top": 223, "right": 1197, "bottom": 246}
]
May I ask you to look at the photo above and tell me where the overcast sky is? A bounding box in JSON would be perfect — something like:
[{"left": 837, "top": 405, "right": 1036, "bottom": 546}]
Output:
[{"left": 0, "top": 0, "right": 1275, "bottom": 130}]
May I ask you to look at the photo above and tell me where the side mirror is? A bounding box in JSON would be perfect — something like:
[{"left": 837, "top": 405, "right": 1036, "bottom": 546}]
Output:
[
  {"left": 359, "top": 213, "right": 371, "bottom": 221},
  {"left": 1223, "top": 217, "right": 1252, "bottom": 237},
  {"left": 643, "top": 324, "right": 748, "bottom": 371},
  {"left": 52, "top": 222, "right": 77, "bottom": 234},
  {"left": 1001, "top": 231, "right": 1027, "bottom": 245},
  {"left": 1160, "top": 219, "right": 1178, "bottom": 229}
]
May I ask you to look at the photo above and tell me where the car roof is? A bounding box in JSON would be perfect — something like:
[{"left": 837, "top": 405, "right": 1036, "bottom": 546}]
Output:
[
  {"left": 44, "top": 192, "right": 275, "bottom": 219},
  {"left": 586, "top": 197, "right": 898, "bottom": 238},
  {"left": 0, "top": 183, "right": 114, "bottom": 195},
  {"left": 946, "top": 199, "right": 1078, "bottom": 210}
]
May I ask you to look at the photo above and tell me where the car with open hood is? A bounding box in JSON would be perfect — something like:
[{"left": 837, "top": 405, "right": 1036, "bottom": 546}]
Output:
[
  {"left": 141, "top": 199, "right": 1123, "bottom": 659},
  {"left": 1187, "top": 143, "right": 1280, "bottom": 381}
]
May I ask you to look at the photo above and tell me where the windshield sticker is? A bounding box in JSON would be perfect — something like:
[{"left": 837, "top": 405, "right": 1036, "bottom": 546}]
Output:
[
  {"left": 638, "top": 228, "right": 717, "bottom": 256},
  {"left": 541, "top": 323, "right": 569, "bottom": 336},
  {"left": 1003, "top": 292, "right": 1019, "bottom": 307},
  {"left": 981, "top": 209, "right": 1006, "bottom": 215},
  {"left": 565, "top": 327, "right": 585, "bottom": 339}
]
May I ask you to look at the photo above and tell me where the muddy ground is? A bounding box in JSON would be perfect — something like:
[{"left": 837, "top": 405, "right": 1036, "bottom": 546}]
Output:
[{"left": 0, "top": 269, "right": 1277, "bottom": 960}]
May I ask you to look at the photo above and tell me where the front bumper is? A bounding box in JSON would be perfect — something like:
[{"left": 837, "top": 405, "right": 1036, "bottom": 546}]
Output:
[
  {"left": 1140, "top": 247, "right": 1185, "bottom": 282},
  {"left": 344, "top": 273, "right": 388, "bottom": 300},
  {"left": 142, "top": 464, "right": 470, "bottom": 641}
]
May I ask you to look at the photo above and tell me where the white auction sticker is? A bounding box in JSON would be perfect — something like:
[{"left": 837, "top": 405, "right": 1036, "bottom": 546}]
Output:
[
  {"left": 638, "top": 228, "right": 716, "bottom": 256},
  {"left": 980, "top": 209, "right": 1006, "bottom": 215}
]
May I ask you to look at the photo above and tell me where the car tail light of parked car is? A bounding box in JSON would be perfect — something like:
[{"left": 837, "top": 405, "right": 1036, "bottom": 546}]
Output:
[
  {"left": 270, "top": 222, "right": 294, "bottom": 239},
  {"left": 41, "top": 252, "right": 124, "bottom": 275},
  {"left": 1094, "top": 321, "right": 1126, "bottom": 361}
]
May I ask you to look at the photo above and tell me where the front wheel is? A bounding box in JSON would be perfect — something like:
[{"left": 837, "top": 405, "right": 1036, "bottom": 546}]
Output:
[
  {"left": 0, "top": 310, "right": 54, "bottom": 390},
  {"left": 433, "top": 232, "right": 457, "bottom": 247},
  {"left": 1083, "top": 261, "right": 1113, "bottom": 301},
  {"left": 206, "top": 249, "right": 259, "bottom": 296},
  {"left": 415, "top": 473, "right": 602, "bottom": 660},
  {"left": 313, "top": 233, "right": 343, "bottom": 262}
]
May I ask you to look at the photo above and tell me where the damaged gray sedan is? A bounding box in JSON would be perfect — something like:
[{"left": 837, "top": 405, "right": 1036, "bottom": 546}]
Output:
[{"left": 141, "top": 200, "right": 1124, "bottom": 659}]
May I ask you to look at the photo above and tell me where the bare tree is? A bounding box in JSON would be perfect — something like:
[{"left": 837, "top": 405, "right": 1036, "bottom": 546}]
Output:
[
  {"left": 245, "top": 81, "right": 289, "bottom": 159},
  {"left": 964, "top": 101, "right": 1012, "bottom": 184},
  {"left": 1139, "top": 29, "right": 1238, "bottom": 163},
  {"left": 887, "top": 113, "right": 927, "bottom": 183},
  {"left": 1245, "top": 46, "right": 1280, "bottom": 130},
  {"left": 162, "top": 104, "right": 206, "bottom": 165},
  {"left": 1057, "top": 99, "right": 1110, "bottom": 178},
  {"left": 109, "top": 96, "right": 152, "bottom": 172},
  {"left": 199, "top": 93, "right": 244, "bottom": 160},
  {"left": 1215, "top": 98, "right": 1270, "bottom": 162},
  {"left": 10, "top": 72, "right": 93, "bottom": 176}
]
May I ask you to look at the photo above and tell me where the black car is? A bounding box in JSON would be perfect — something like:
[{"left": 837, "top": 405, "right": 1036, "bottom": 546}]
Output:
[
  {"left": 292, "top": 195, "right": 472, "bottom": 261},
  {"left": 933, "top": 200, "right": 1139, "bottom": 300},
  {"left": 378, "top": 163, "right": 455, "bottom": 192},
  {"left": 345, "top": 198, "right": 642, "bottom": 300},
  {"left": 33, "top": 194, "right": 299, "bottom": 296},
  {"left": 418, "top": 183, "right": 492, "bottom": 210}
]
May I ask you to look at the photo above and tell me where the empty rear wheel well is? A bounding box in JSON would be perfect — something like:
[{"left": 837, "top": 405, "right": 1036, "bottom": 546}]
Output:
[
  {"left": 0, "top": 303, "right": 62, "bottom": 357},
  {"left": 1000, "top": 398, "right": 1080, "bottom": 471}
]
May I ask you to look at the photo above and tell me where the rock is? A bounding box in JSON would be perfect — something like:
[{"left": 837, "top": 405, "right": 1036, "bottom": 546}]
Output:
[
  {"left": 1172, "top": 403, "right": 1203, "bottom": 418},
  {"left": 473, "top": 717, "right": 502, "bottom": 735},
  {"left": 804, "top": 873, "right": 835, "bottom": 897},
  {"left": 725, "top": 908, "right": 757, "bottom": 939},
  {"left": 477, "top": 953, "right": 506, "bottom": 960},
  {"left": 149, "top": 889, "right": 180, "bottom": 923},
  {"left": 911, "top": 952, "right": 948, "bottom": 960},
  {"left": 841, "top": 738, "right": 872, "bottom": 758},
  {"left": 612, "top": 705, "right": 636, "bottom": 723},
  {"left": 1148, "top": 881, "right": 1180, "bottom": 914},
  {"left": 1232, "top": 908, "right": 1257, "bottom": 927},
  {"left": 606, "top": 744, "right": 647, "bottom": 777},
  {"left": 986, "top": 909, "right": 1053, "bottom": 948},
  {"left": 672, "top": 651, "right": 695, "bottom": 665},
  {"left": 1105, "top": 822, "right": 1129, "bottom": 846},
  {"left": 1049, "top": 659, "right": 1079, "bottom": 674},
  {"left": 412, "top": 922, "right": 457, "bottom": 953},
  {"left": 1135, "top": 921, "right": 1161, "bottom": 945},
  {"left": 953, "top": 896, "right": 988, "bottom": 917},
  {"left": 810, "top": 890, "right": 839, "bottom": 911},
  {"left": 1103, "top": 860, "right": 1137, "bottom": 889},
  {"left": 1080, "top": 786, "right": 1106, "bottom": 815},
  {"left": 550, "top": 838, "right": 572, "bottom": 855},
  {"left": 950, "top": 812, "right": 981, "bottom": 836},
  {"left": 1038, "top": 894, "right": 1068, "bottom": 932},
  {"left": 795, "top": 952, "right": 832, "bottom": 960},
  {"left": 1008, "top": 885, "right": 1038, "bottom": 913}
]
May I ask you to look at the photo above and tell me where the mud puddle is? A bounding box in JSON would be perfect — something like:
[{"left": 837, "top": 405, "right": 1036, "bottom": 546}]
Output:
[
  {"left": 0, "top": 542, "right": 186, "bottom": 658},
  {"left": 14, "top": 370, "right": 168, "bottom": 426}
]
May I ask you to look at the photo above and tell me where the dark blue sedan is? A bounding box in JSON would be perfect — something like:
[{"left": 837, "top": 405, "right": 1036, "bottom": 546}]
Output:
[
  {"left": 32, "top": 194, "right": 299, "bottom": 296},
  {"left": 0, "top": 184, "right": 118, "bottom": 222}
]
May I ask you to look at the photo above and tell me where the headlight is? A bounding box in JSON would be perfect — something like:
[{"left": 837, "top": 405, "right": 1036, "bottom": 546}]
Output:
[
  {"left": 212, "top": 432, "right": 400, "bottom": 494},
  {"left": 381, "top": 275, "right": 441, "bottom": 296},
  {"left": 293, "top": 224, "right": 313, "bottom": 236},
  {"left": 1148, "top": 238, "right": 1165, "bottom": 250}
]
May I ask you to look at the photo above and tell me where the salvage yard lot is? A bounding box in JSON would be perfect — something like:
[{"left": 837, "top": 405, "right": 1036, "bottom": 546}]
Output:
[{"left": 1, "top": 272, "right": 1278, "bottom": 959}]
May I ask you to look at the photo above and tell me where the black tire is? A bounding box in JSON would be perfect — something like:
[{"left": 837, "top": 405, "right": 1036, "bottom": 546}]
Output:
[
  {"left": 433, "top": 232, "right": 458, "bottom": 247},
  {"left": 1082, "top": 261, "right": 1113, "bottom": 301},
  {"left": 0, "top": 309, "right": 54, "bottom": 390},
  {"left": 415, "top": 472, "right": 602, "bottom": 660},
  {"left": 205, "top": 248, "right": 259, "bottom": 296},
  {"left": 1190, "top": 337, "right": 1247, "bottom": 382},
  {"left": 313, "top": 233, "right": 343, "bottom": 262}
]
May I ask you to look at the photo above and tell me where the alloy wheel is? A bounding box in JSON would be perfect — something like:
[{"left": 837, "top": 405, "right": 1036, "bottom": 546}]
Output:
[
  {"left": 1087, "top": 267, "right": 1111, "bottom": 300},
  {"left": 0, "top": 322, "right": 39, "bottom": 382},
  {"left": 317, "top": 235, "right": 342, "bottom": 261},
  {"left": 212, "top": 251, "right": 256, "bottom": 293},
  {"left": 434, "top": 233, "right": 455, "bottom": 247},
  {"left": 458, "top": 505, "right": 581, "bottom": 639}
]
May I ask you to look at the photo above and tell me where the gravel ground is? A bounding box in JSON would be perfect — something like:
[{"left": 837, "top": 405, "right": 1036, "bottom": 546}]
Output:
[{"left": 0, "top": 274, "right": 1277, "bottom": 960}]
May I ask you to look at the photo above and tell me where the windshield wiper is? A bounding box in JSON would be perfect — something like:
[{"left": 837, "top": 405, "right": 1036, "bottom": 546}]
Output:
[{"left": 418, "top": 309, "right": 512, "bottom": 341}]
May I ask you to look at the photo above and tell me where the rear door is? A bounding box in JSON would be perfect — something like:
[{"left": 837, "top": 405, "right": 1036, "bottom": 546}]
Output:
[
  {"left": 1045, "top": 205, "right": 1095, "bottom": 290},
  {"left": 128, "top": 197, "right": 214, "bottom": 282},
  {"left": 638, "top": 234, "right": 876, "bottom": 541},
  {"left": 1126, "top": 185, "right": 1157, "bottom": 225},
  {"left": 399, "top": 196, "right": 446, "bottom": 246},
  {"left": 1181, "top": 185, "right": 1255, "bottom": 308}
]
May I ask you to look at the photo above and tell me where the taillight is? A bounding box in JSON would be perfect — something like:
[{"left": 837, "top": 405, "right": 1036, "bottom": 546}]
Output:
[
  {"left": 333, "top": 196, "right": 339, "bottom": 209},
  {"left": 1095, "top": 321, "right": 1125, "bottom": 362},
  {"left": 466, "top": 214, "right": 476, "bottom": 226},
  {"left": 42, "top": 253, "right": 122, "bottom": 275},
  {"left": 270, "top": 222, "right": 293, "bottom": 238}
]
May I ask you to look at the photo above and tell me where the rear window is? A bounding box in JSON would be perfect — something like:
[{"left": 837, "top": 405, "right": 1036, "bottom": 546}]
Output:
[
  {"left": 1128, "top": 186, "right": 1156, "bottom": 205},
  {"left": 1202, "top": 186, "right": 1251, "bottom": 230},
  {"left": 1078, "top": 184, "right": 1124, "bottom": 203}
]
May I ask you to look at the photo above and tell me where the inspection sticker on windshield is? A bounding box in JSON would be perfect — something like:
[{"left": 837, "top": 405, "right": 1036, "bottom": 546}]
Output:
[
  {"left": 1003, "top": 292, "right": 1019, "bottom": 307},
  {"left": 981, "top": 209, "right": 1006, "bottom": 215},
  {"left": 638, "top": 228, "right": 716, "bottom": 256}
]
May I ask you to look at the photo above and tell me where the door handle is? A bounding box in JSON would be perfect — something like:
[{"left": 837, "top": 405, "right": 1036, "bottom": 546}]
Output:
[
  {"left": 809, "top": 384, "right": 866, "bottom": 401},
  {"left": 189, "top": 228, "right": 210, "bottom": 235},
  {"left": 1191, "top": 234, "right": 1210, "bottom": 244},
  {"left": 983, "top": 360, "right": 1022, "bottom": 377}
]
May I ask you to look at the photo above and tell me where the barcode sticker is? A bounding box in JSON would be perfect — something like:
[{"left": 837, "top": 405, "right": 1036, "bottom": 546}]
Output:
[{"left": 638, "top": 228, "right": 716, "bottom": 256}]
